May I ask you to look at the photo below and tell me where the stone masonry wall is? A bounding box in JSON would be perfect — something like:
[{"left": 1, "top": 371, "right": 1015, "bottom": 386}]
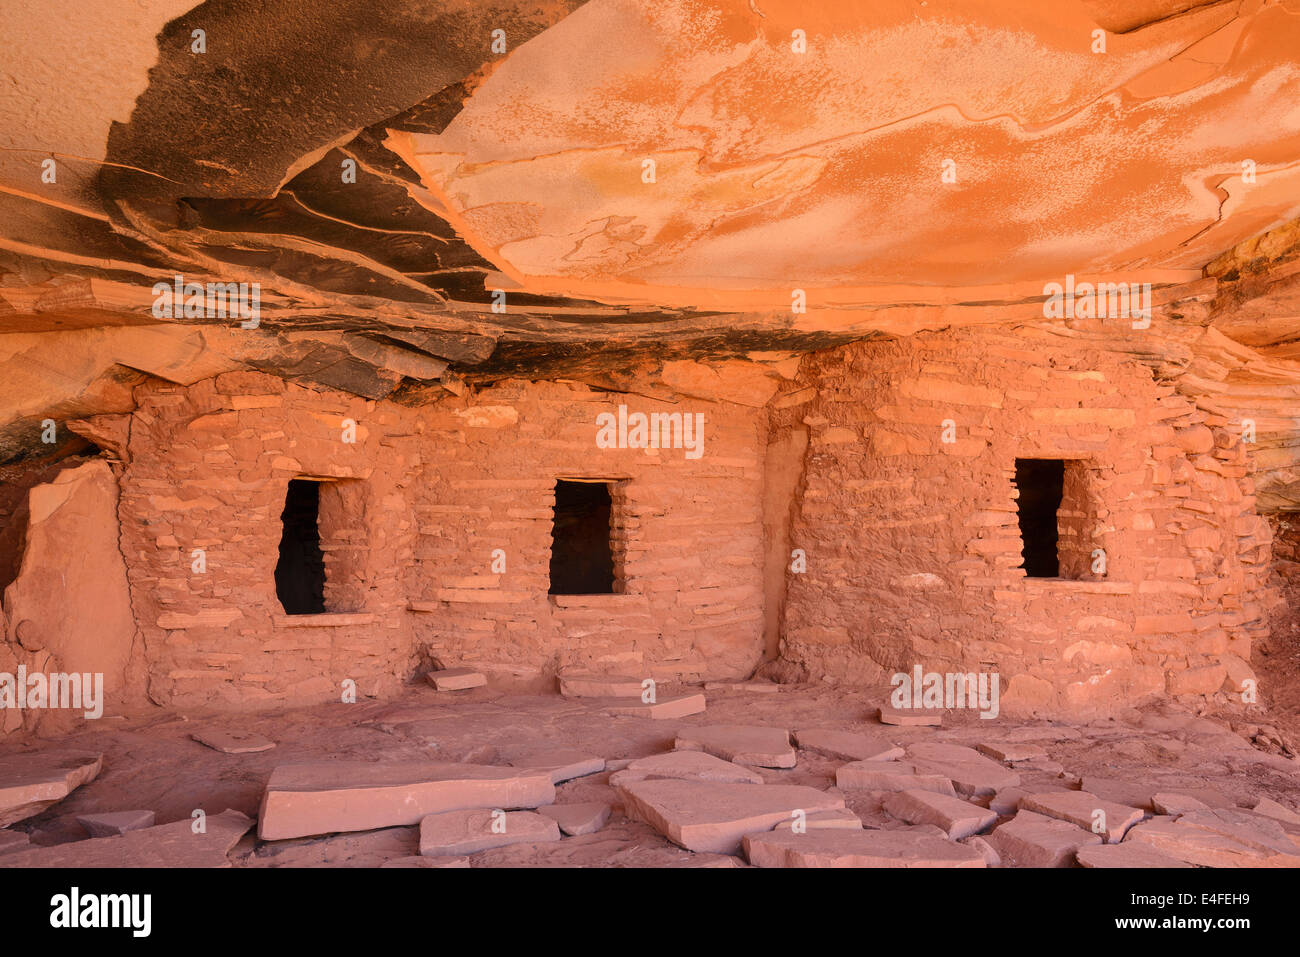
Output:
[
  {"left": 1265, "top": 512, "right": 1300, "bottom": 648},
  {"left": 405, "top": 378, "right": 765, "bottom": 685},
  {"left": 118, "top": 372, "right": 766, "bottom": 709},
  {"left": 771, "top": 330, "right": 1271, "bottom": 716}
]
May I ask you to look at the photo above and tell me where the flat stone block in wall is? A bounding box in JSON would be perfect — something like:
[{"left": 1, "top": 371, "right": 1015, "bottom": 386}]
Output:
[
  {"left": 156, "top": 608, "right": 244, "bottom": 630},
  {"left": 272, "top": 613, "right": 375, "bottom": 628},
  {"left": 1167, "top": 663, "right": 1227, "bottom": 696}
]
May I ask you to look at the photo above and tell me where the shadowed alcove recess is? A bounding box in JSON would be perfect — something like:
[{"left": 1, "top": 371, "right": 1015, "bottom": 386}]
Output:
[
  {"left": 1015, "top": 458, "right": 1100, "bottom": 581},
  {"left": 275, "top": 478, "right": 369, "bottom": 614},
  {"left": 549, "top": 480, "right": 617, "bottom": 595},
  {"left": 1015, "top": 459, "right": 1065, "bottom": 578},
  {"left": 276, "top": 479, "right": 326, "bottom": 614}
]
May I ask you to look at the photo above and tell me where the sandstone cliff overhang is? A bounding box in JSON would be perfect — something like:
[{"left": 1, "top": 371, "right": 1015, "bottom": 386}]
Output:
[{"left": 1, "top": 0, "right": 1299, "bottom": 500}]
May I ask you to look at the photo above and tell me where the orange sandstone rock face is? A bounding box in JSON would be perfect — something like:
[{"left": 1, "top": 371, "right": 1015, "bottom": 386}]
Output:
[
  {"left": 0, "top": 1, "right": 1297, "bottom": 729},
  {"left": 399, "top": 0, "right": 1300, "bottom": 297},
  {"left": 1, "top": 459, "right": 136, "bottom": 728}
]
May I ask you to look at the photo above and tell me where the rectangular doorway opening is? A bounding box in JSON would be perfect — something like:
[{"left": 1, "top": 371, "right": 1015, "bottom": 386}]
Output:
[
  {"left": 276, "top": 479, "right": 326, "bottom": 614},
  {"left": 549, "top": 480, "right": 616, "bottom": 595},
  {"left": 1014, "top": 458, "right": 1064, "bottom": 578}
]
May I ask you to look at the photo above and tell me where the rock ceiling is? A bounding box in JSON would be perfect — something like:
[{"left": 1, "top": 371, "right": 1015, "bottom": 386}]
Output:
[{"left": 1, "top": 0, "right": 1299, "bottom": 501}]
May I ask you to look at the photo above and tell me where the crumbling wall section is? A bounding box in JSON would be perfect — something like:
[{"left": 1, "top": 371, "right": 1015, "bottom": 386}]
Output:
[
  {"left": 1265, "top": 512, "right": 1300, "bottom": 647},
  {"left": 0, "top": 458, "right": 140, "bottom": 732},
  {"left": 772, "top": 330, "right": 1270, "bottom": 715},
  {"left": 120, "top": 372, "right": 420, "bottom": 709},
  {"left": 405, "top": 378, "right": 766, "bottom": 685},
  {"left": 118, "top": 373, "right": 767, "bottom": 708}
]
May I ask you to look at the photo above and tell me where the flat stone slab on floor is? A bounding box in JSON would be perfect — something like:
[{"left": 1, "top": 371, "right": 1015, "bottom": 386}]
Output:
[
  {"left": 610, "top": 750, "right": 764, "bottom": 787},
  {"left": 538, "top": 802, "right": 611, "bottom": 836},
  {"left": 1202, "top": 806, "right": 1300, "bottom": 842},
  {"left": 0, "top": 751, "right": 103, "bottom": 827},
  {"left": 509, "top": 749, "right": 604, "bottom": 784},
  {"left": 673, "top": 854, "right": 745, "bottom": 868},
  {"left": 1124, "top": 809, "right": 1300, "bottom": 867},
  {"left": 77, "top": 810, "right": 156, "bottom": 837},
  {"left": 426, "top": 668, "right": 487, "bottom": 691},
  {"left": 381, "top": 855, "right": 470, "bottom": 868},
  {"left": 258, "top": 762, "right": 555, "bottom": 840},
  {"left": 674, "top": 725, "right": 796, "bottom": 768},
  {"left": 1076, "top": 843, "right": 1194, "bottom": 868},
  {"left": 0, "top": 810, "right": 252, "bottom": 868},
  {"left": 559, "top": 674, "right": 646, "bottom": 698},
  {"left": 989, "top": 783, "right": 1070, "bottom": 816},
  {"left": 771, "top": 808, "right": 863, "bottom": 832},
  {"left": 1253, "top": 797, "right": 1300, "bottom": 826},
  {"left": 883, "top": 789, "right": 998, "bottom": 840},
  {"left": 191, "top": 729, "right": 275, "bottom": 754},
  {"left": 976, "top": 742, "right": 1049, "bottom": 763},
  {"left": 836, "top": 761, "right": 956, "bottom": 796},
  {"left": 1164, "top": 787, "right": 1243, "bottom": 810},
  {"left": 1076, "top": 777, "right": 1158, "bottom": 810},
  {"left": 617, "top": 778, "right": 844, "bottom": 854},
  {"left": 1019, "top": 758, "right": 1066, "bottom": 775},
  {"left": 1080, "top": 777, "right": 1239, "bottom": 812},
  {"left": 601, "top": 694, "right": 706, "bottom": 719},
  {"left": 878, "top": 705, "right": 942, "bottom": 727},
  {"left": 962, "top": 835, "right": 1000, "bottom": 866},
  {"left": 794, "top": 729, "right": 903, "bottom": 762},
  {"left": 989, "top": 810, "right": 1103, "bottom": 867},
  {"left": 744, "top": 828, "right": 985, "bottom": 868},
  {"left": 419, "top": 808, "right": 560, "bottom": 856},
  {"left": 906, "top": 743, "right": 988, "bottom": 763},
  {"left": 703, "top": 681, "right": 780, "bottom": 694},
  {"left": 905, "top": 748, "right": 1020, "bottom": 798},
  {"left": 0, "top": 830, "right": 30, "bottom": 855},
  {"left": 1020, "top": 790, "right": 1146, "bottom": 843},
  {"left": 1004, "top": 726, "right": 1083, "bottom": 743},
  {"left": 1152, "top": 793, "right": 1210, "bottom": 817}
]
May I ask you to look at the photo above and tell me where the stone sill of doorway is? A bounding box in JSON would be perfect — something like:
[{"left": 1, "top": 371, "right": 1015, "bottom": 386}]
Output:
[
  {"left": 404, "top": 594, "right": 648, "bottom": 612},
  {"left": 272, "top": 613, "right": 375, "bottom": 628},
  {"left": 1020, "top": 578, "right": 1133, "bottom": 595},
  {"left": 549, "top": 593, "right": 647, "bottom": 610}
]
